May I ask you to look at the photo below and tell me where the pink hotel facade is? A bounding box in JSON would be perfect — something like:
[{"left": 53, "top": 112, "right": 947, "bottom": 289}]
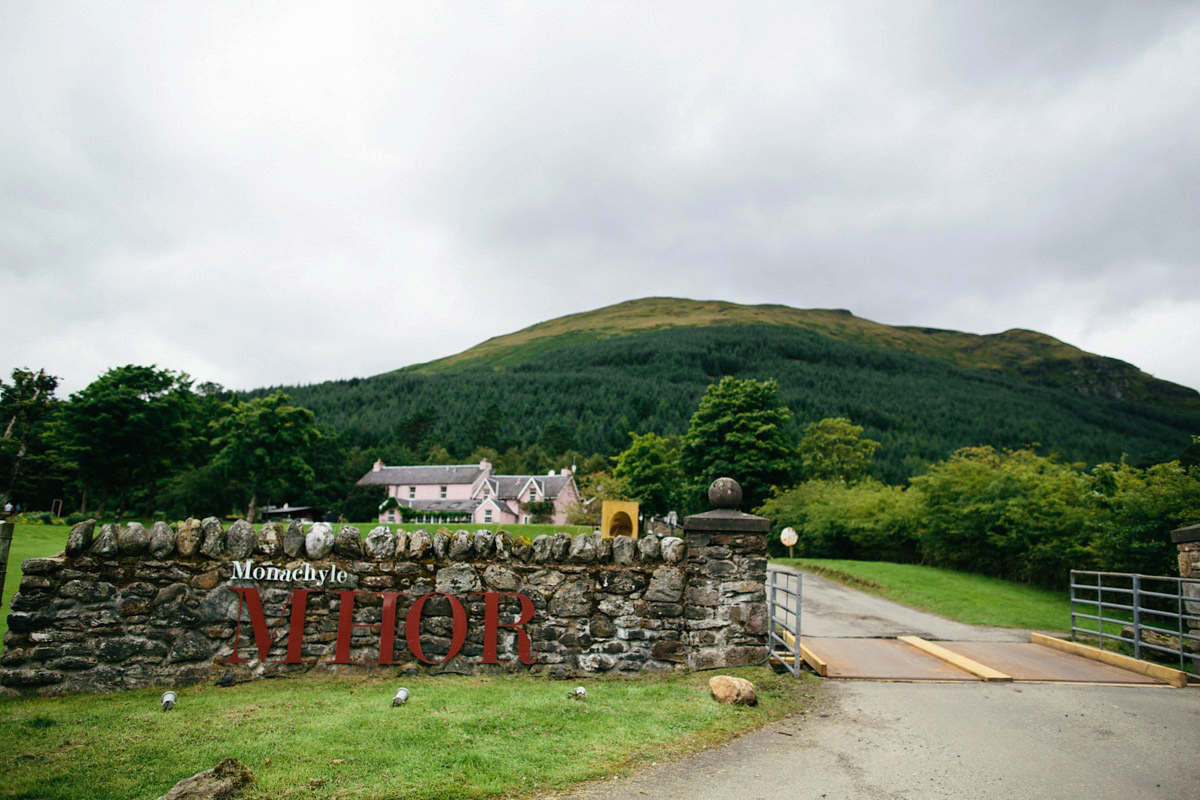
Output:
[{"left": 356, "top": 458, "right": 581, "bottom": 526}]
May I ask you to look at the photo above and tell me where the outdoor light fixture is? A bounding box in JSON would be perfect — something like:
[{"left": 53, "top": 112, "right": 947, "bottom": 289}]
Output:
[
  {"left": 392, "top": 687, "right": 410, "bottom": 707},
  {"left": 161, "top": 691, "right": 177, "bottom": 711}
]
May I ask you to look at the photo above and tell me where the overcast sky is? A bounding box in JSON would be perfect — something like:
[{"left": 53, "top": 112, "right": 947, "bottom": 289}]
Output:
[{"left": 3, "top": 1, "right": 1198, "bottom": 398}]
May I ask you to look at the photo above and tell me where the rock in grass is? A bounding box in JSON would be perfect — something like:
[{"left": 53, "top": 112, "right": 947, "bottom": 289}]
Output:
[
  {"left": 708, "top": 675, "right": 757, "bottom": 706},
  {"left": 155, "top": 757, "right": 253, "bottom": 800}
]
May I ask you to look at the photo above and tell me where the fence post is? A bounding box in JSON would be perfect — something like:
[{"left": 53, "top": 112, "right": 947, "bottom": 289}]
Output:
[
  {"left": 0, "top": 521, "right": 12, "bottom": 616},
  {"left": 1131, "top": 574, "right": 1142, "bottom": 661}
]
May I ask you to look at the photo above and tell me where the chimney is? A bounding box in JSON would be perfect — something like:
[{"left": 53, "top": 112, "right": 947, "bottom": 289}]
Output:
[{"left": 373, "top": 459, "right": 384, "bottom": 472}]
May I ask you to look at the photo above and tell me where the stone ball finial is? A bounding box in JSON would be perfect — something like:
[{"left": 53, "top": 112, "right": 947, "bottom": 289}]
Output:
[{"left": 708, "top": 478, "right": 742, "bottom": 510}]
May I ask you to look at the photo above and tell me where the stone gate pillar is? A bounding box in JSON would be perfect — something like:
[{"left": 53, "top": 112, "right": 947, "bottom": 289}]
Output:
[
  {"left": 1172, "top": 523, "right": 1200, "bottom": 649},
  {"left": 683, "top": 478, "right": 770, "bottom": 669}
]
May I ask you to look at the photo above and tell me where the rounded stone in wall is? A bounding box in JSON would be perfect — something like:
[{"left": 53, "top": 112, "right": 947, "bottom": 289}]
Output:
[
  {"left": 283, "top": 521, "right": 306, "bottom": 557},
  {"left": 66, "top": 519, "right": 96, "bottom": 556},
  {"left": 117, "top": 522, "right": 150, "bottom": 555},
  {"left": 93, "top": 524, "right": 119, "bottom": 557},
  {"left": 436, "top": 563, "right": 481, "bottom": 594},
  {"left": 199, "top": 517, "right": 225, "bottom": 559},
  {"left": 176, "top": 518, "right": 202, "bottom": 557},
  {"left": 449, "top": 530, "right": 473, "bottom": 560},
  {"left": 408, "top": 529, "right": 432, "bottom": 559},
  {"left": 334, "top": 526, "right": 363, "bottom": 558},
  {"left": 482, "top": 564, "right": 519, "bottom": 591},
  {"left": 661, "top": 537, "right": 685, "bottom": 564},
  {"left": 473, "top": 530, "right": 495, "bottom": 558},
  {"left": 258, "top": 522, "right": 283, "bottom": 557},
  {"left": 365, "top": 526, "right": 396, "bottom": 559},
  {"left": 226, "top": 520, "right": 257, "bottom": 560},
  {"left": 148, "top": 521, "right": 176, "bottom": 560},
  {"left": 531, "top": 535, "right": 553, "bottom": 562},
  {"left": 306, "top": 522, "right": 334, "bottom": 559},
  {"left": 200, "top": 586, "right": 242, "bottom": 622}
]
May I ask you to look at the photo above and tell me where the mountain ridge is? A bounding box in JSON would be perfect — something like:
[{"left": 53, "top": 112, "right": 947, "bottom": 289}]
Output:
[{"left": 402, "top": 297, "right": 1199, "bottom": 412}]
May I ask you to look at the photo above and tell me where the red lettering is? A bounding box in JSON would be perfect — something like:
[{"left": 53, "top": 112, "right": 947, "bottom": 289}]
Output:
[
  {"left": 222, "top": 589, "right": 536, "bottom": 666},
  {"left": 221, "top": 588, "right": 316, "bottom": 664},
  {"left": 405, "top": 592, "right": 468, "bottom": 665},
  {"left": 331, "top": 591, "right": 406, "bottom": 664},
  {"left": 475, "top": 592, "right": 537, "bottom": 665}
]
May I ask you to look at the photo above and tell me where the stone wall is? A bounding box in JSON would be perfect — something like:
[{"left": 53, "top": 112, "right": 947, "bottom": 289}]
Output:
[{"left": 1, "top": 485, "right": 768, "bottom": 695}]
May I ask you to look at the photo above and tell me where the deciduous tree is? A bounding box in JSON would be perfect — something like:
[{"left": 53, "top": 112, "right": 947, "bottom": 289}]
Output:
[
  {"left": 210, "top": 391, "right": 319, "bottom": 523},
  {"left": 613, "top": 432, "right": 681, "bottom": 517},
  {"left": 797, "top": 417, "right": 881, "bottom": 483},
  {"left": 680, "top": 376, "right": 795, "bottom": 512},
  {"left": 53, "top": 365, "right": 194, "bottom": 515}
]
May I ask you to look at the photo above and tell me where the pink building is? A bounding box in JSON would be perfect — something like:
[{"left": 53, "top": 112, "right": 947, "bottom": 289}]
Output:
[{"left": 356, "top": 458, "right": 581, "bottom": 526}]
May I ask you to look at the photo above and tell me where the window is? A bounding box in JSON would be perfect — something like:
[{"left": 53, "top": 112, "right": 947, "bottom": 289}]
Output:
[
  {"left": 408, "top": 487, "right": 415, "bottom": 499},
  {"left": 386, "top": 510, "right": 396, "bottom": 523},
  {"left": 440, "top": 486, "right": 447, "bottom": 498},
  {"left": 484, "top": 509, "right": 492, "bottom": 523}
]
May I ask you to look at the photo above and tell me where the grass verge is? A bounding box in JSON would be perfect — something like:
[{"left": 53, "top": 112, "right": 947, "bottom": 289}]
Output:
[
  {"left": 0, "top": 667, "right": 816, "bottom": 800},
  {"left": 775, "top": 557, "right": 1073, "bottom": 632}
]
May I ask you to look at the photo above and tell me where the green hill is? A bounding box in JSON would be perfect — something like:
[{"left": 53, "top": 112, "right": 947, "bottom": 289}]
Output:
[
  {"left": 408, "top": 298, "right": 1199, "bottom": 413},
  {"left": 256, "top": 298, "right": 1200, "bottom": 483}
]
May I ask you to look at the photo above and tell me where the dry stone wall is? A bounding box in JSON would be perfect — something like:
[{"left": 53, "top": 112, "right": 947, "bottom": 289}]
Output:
[{"left": 2, "top": 500, "right": 768, "bottom": 695}]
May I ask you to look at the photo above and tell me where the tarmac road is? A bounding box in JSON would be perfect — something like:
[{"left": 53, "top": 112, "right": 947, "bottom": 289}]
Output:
[
  {"left": 535, "top": 570, "right": 1200, "bottom": 800},
  {"left": 540, "top": 681, "right": 1200, "bottom": 800},
  {"left": 784, "top": 568, "right": 1029, "bottom": 641}
]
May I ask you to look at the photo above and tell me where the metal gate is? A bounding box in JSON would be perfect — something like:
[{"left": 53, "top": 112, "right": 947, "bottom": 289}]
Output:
[
  {"left": 767, "top": 566, "right": 802, "bottom": 676},
  {"left": 1070, "top": 570, "right": 1200, "bottom": 681}
]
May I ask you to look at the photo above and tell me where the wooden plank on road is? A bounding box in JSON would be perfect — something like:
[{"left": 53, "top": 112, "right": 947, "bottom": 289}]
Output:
[
  {"left": 1030, "top": 633, "right": 1187, "bottom": 687},
  {"left": 898, "top": 636, "right": 1013, "bottom": 682},
  {"left": 941, "top": 640, "right": 1168, "bottom": 685},
  {"left": 801, "top": 637, "right": 980, "bottom": 681}
]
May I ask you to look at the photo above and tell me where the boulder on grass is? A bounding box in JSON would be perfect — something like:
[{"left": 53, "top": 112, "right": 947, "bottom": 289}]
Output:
[
  {"left": 708, "top": 675, "right": 757, "bottom": 706},
  {"left": 156, "top": 757, "right": 253, "bottom": 800}
]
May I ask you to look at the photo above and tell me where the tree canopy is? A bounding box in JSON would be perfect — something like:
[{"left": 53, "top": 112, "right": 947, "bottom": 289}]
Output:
[
  {"left": 210, "top": 391, "right": 320, "bottom": 523},
  {"left": 680, "top": 376, "right": 795, "bottom": 512},
  {"left": 613, "top": 432, "right": 681, "bottom": 517}
]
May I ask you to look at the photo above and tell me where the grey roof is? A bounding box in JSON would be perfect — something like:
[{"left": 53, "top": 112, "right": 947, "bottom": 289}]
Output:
[
  {"left": 402, "top": 499, "right": 481, "bottom": 513},
  {"left": 358, "top": 463, "right": 485, "bottom": 487},
  {"left": 488, "top": 474, "right": 575, "bottom": 500}
]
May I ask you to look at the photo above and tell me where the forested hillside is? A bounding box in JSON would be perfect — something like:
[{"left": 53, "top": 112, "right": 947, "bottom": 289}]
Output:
[{"left": 259, "top": 322, "right": 1200, "bottom": 484}]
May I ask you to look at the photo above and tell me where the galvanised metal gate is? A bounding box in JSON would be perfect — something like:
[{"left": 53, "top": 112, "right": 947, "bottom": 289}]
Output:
[
  {"left": 767, "top": 566, "right": 802, "bottom": 677},
  {"left": 1070, "top": 570, "right": 1200, "bottom": 681}
]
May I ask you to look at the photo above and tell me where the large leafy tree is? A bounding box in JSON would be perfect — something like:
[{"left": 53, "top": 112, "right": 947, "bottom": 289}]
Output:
[
  {"left": 0, "top": 368, "right": 60, "bottom": 506},
  {"left": 1087, "top": 459, "right": 1200, "bottom": 576},
  {"left": 210, "top": 391, "right": 320, "bottom": 523},
  {"left": 909, "top": 446, "right": 1093, "bottom": 587},
  {"left": 797, "top": 417, "right": 881, "bottom": 483},
  {"left": 680, "top": 376, "right": 795, "bottom": 512},
  {"left": 613, "top": 431, "right": 681, "bottom": 517},
  {"left": 53, "top": 365, "right": 195, "bottom": 515}
]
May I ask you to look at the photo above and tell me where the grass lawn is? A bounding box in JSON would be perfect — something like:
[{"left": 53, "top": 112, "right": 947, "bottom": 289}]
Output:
[
  {"left": 775, "top": 557, "right": 1073, "bottom": 633},
  {"left": 2, "top": 524, "right": 70, "bottom": 636},
  {"left": 0, "top": 667, "right": 816, "bottom": 800}
]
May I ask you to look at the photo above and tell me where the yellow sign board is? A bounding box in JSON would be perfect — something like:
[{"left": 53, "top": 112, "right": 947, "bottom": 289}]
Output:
[{"left": 600, "top": 500, "right": 639, "bottom": 539}]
